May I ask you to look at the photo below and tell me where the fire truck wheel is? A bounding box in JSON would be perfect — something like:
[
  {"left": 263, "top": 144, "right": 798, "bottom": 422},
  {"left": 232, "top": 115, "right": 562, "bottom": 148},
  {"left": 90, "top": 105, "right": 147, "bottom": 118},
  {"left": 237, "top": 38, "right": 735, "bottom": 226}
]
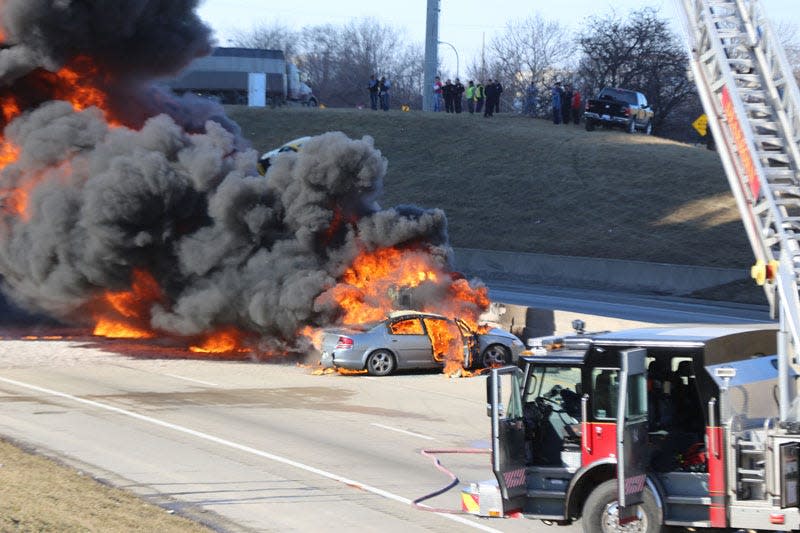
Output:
[
  {"left": 366, "top": 350, "right": 396, "bottom": 376},
  {"left": 581, "top": 479, "right": 664, "bottom": 533},
  {"left": 480, "top": 344, "right": 510, "bottom": 368}
]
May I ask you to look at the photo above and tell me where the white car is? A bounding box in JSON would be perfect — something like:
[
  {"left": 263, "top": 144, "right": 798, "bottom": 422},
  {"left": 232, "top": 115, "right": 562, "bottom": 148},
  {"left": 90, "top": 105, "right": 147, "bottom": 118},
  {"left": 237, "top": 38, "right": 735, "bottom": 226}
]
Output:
[{"left": 257, "top": 136, "right": 312, "bottom": 175}]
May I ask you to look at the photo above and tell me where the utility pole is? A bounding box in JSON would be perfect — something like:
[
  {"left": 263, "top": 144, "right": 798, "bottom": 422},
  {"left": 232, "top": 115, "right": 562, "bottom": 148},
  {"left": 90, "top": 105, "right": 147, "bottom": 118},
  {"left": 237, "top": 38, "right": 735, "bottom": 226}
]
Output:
[{"left": 423, "top": 0, "right": 440, "bottom": 112}]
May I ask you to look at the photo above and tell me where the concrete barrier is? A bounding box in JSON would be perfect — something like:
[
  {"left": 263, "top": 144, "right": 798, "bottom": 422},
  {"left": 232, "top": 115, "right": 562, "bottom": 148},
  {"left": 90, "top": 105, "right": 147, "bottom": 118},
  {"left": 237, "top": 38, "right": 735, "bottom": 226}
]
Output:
[
  {"left": 461, "top": 248, "right": 743, "bottom": 341},
  {"left": 453, "top": 247, "right": 745, "bottom": 296}
]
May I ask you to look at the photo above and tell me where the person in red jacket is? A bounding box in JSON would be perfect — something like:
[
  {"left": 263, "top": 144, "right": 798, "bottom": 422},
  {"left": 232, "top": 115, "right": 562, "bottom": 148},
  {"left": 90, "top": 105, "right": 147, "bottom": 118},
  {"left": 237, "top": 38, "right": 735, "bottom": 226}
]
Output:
[{"left": 571, "top": 89, "right": 582, "bottom": 125}]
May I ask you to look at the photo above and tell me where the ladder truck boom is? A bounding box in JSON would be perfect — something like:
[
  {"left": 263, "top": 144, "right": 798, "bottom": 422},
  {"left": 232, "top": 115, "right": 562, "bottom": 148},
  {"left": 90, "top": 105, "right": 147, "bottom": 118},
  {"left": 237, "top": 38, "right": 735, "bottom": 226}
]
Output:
[{"left": 676, "top": 0, "right": 800, "bottom": 420}]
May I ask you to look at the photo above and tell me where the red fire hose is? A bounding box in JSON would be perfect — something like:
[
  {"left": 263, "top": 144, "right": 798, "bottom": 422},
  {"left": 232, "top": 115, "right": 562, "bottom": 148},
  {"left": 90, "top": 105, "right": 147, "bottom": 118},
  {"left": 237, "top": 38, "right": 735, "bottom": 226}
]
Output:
[{"left": 412, "top": 447, "right": 491, "bottom": 514}]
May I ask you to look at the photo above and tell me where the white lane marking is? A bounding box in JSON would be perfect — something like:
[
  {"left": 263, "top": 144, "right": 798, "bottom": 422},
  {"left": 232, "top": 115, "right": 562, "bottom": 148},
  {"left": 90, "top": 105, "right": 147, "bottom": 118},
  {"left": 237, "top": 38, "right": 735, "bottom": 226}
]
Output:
[
  {"left": 164, "top": 374, "right": 219, "bottom": 387},
  {"left": 0, "top": 376, "right": 502, "bottom": 533},
  {"left": 371, "top": 422, "right": 436, "bottom": 441}
]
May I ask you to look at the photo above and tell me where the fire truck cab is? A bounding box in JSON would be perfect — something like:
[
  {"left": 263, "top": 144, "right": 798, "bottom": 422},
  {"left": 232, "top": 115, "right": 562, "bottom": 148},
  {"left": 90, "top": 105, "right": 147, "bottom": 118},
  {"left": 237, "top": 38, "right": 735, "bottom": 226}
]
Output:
[{"left": 487, "top": 323, "right": 800, "bottom": 531}]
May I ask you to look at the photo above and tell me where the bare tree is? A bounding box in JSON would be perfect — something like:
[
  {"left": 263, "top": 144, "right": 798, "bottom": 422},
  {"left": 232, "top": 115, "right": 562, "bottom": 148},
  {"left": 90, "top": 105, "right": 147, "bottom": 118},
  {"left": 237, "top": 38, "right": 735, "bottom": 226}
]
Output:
[
  {"left": 481, "top": 14, "right": 574, "bottom": 112},
  {"left": 577, "top": 8, "right": 694, "bottom": 127},
  {"left": 229, "top": 22, "right": 299, "bottom": 60}
]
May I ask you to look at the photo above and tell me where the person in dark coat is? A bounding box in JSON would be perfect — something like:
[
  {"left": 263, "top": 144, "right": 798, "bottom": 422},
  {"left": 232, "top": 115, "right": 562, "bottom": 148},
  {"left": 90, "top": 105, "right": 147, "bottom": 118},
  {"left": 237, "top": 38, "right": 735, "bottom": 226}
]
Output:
[
  {"left": 561, "top": 83, "right": 573, "bottom": 125},
  {"left": 551, "top": 81, "right": 562, "bottom": 124},
  {"left": 492, "top": 79, "right": 503, "bottom": 113},
  {"left": 443, "top": 79, "right": 454, "bottom": 113},
  {"left": 367, "top": 74, "right": 379, "bottom": 110},
  {"left": 453, "top": 78, "right": 465, "bottom": 114},
  {"left": 484, "top": 79, "right": 497, "bottom": 117}
]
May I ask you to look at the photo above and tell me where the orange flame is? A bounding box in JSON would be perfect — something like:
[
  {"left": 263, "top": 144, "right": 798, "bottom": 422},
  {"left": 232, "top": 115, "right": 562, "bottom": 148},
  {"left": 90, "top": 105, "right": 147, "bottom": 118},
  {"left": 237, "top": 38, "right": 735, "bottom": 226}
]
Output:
[
  {"left": 189, "top": 328, "right": 252, "bottom": 354},
  {"left": 323, "top": 246, "right": 490, "bottom": 377},
  {"left": 91, "top": 269, "right": 162, "bottom": 338}
]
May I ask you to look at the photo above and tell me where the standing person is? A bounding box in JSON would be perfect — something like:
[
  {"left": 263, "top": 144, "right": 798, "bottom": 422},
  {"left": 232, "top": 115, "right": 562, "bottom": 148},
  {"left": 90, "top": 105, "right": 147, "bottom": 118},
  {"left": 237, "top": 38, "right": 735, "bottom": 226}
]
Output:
[
  {"left": 525, "top": 81, "right": 538, "bottom": 116},
  {"left": 484, "top": 79, "right": 497, "bottom": 117},
  {"left": 443, "top": 79, "right": 454, "bottom": 113},
  {"left": 379, "top": 76, "right": 391, "bottom": 111},
  {"left": 571, "top": 88, "right": 582, "bottom": 124},
  {"left": 493, "top": 79, "right": 503, "bottom": 114},
  {"left": 561, "top": 83, "right": 573, "bottom": 125},
  {"left": 433, "top": 76, "right": 443, "bottom": 112},
  {"left": 453, "top": 78, "right": 465, "bottom": 114},
  {"left": 551, "top": 81, "right": 562, "bottom": 124},
  {"left": 367, "top": 74, "right": 379, "bottom": 110},
  {"left": 465, "top": 81, "right": 475, "bottom": 114},
  {"left": 475, "top": 82, "right": 485, "bottom": 114}
]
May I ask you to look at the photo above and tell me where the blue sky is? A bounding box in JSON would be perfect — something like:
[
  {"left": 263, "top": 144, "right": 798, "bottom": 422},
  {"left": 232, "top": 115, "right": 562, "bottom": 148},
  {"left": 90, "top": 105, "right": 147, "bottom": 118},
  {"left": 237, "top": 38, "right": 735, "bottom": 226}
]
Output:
[{"left": 197, "top": 0, "right": 797, "bottom": 73}]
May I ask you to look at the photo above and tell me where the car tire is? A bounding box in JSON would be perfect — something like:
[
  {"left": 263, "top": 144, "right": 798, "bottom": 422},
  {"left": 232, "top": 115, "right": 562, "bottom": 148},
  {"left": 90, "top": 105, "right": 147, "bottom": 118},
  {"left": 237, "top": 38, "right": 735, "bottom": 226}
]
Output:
[
  {"left": 644, "top": 120, "right": 653, "bottom": 135},
  {"left": 627, "top": 119, "right": 636, "bottom": 134},
  {"left": 581, "top": 479, "right": 664, "bottom": 533},
  {"left": 481, "top": 344, "right": 511, "bottom": 368},
  {"left": 366, "top": 350, "right": 396, "bottom": 376},
  {"left": 308, "top": 98, "right": 318, "bottom": 107},
  {"left": 585, "top": 119, "right": 595, "bottom": 131}
]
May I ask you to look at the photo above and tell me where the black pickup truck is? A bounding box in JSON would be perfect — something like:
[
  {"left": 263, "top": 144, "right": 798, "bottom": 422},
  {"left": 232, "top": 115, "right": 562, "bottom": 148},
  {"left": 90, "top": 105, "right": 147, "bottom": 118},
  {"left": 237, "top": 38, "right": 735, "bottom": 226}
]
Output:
[{"left": 583, "top": 87, "right": 654, "bottom": 134}]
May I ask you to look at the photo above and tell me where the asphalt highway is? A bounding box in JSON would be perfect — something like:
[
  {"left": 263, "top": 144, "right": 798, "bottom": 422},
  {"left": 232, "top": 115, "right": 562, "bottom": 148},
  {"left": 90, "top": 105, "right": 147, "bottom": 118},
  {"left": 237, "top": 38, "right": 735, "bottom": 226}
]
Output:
[{"left": 0, "top": 339, "right": 580, "bottom": 533}]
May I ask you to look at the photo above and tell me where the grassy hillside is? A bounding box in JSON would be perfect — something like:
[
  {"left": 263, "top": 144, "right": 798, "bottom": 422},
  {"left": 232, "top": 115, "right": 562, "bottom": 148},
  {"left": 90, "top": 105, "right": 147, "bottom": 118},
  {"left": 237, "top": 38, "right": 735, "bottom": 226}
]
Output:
[{"left": 227, "top": 106, "right": 752, "bottom": 270}]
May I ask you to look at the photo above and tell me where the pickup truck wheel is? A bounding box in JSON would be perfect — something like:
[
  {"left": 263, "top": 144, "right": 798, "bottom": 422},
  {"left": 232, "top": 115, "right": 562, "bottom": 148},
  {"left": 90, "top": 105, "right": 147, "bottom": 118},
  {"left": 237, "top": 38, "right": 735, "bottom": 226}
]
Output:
[
  {"left": 585, "top": 119, "right": 595, "bottom": 131},
  {"left": 644, "top": 120, "right": 653, "bottom": 135},
  {"left": 627, "top": 119, "right": 636, "bottom": 134},
  {"left": 582, "top": 479, "right": 664, "bottom": 533}
]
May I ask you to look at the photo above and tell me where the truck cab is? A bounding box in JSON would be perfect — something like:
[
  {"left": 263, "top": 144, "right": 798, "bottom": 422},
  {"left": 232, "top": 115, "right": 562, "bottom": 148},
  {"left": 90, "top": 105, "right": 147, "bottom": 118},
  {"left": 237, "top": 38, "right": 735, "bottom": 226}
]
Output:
[{"left": 488, "top": 323, "right": 800, "bottom": 531}]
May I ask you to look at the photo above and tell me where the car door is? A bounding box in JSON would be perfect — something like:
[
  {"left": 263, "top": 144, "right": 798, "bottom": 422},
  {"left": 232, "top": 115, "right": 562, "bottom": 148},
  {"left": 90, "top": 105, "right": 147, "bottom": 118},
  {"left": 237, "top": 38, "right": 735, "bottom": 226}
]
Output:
[
  {"left": 616, "top": 348, "right": 649, "bottom": 524},
  {"left": 386, "top": 317, "right": 433, "bottom": 367},
  {"left": 488, "top": 366, "right": 528, "bottom": 502}
]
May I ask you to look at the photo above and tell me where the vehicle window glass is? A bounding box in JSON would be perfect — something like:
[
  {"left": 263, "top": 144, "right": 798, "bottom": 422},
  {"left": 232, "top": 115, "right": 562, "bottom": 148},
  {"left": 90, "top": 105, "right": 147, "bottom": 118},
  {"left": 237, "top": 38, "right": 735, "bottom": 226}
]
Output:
[
  {"left": 389, "top": 318, "right": 424, "bottom": 335},
  {"left": 525, "top": 366, "right": 583, "bottom": 419},
  {"left": 592, "top": 368, "right": 619, "bottom": 420},
  {"left": 627, "top": 373, "right": 647, "bottom": 418}
]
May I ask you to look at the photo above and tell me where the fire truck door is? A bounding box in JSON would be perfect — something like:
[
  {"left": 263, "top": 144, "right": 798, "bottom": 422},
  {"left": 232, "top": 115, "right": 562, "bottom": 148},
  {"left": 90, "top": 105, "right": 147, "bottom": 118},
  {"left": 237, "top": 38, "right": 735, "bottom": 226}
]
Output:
[
  {"left": 488, "top": 366, "right": 527, "bottom": 500},
  {"left": 616, "top": 348, "right": 649, "bottom": 524}
]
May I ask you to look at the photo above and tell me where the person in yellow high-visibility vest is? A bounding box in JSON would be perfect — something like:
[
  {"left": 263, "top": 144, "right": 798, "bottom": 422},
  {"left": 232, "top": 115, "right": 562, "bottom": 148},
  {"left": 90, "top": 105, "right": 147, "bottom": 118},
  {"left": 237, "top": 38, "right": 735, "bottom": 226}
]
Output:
[{"left": 465, "top": 81, "right": 475, "bottom": 114}]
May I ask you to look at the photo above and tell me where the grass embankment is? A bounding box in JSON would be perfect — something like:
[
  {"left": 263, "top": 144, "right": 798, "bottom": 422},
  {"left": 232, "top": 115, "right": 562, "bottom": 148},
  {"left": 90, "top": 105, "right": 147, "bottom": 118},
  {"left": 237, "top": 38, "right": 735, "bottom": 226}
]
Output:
[
  {"left": 228, "top": 106, "right": 752, "bottom": 269},
  {"left": 0, "top": 438, "right": 213, "bottom": 532}
]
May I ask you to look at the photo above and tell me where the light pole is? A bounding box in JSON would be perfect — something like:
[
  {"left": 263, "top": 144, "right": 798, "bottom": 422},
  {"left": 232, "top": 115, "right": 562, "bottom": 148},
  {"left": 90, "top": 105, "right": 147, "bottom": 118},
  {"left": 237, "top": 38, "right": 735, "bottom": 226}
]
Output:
[{"left": 438, "top": 40, "right": 459, "bottom": 80}]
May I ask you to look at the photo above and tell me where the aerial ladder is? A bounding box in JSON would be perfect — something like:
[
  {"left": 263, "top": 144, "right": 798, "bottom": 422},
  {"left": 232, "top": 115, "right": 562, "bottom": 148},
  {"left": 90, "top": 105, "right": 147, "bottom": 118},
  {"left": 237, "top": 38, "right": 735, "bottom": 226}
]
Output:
[{"left": 677, "top": 0, "right": 800, "bottom": 421}]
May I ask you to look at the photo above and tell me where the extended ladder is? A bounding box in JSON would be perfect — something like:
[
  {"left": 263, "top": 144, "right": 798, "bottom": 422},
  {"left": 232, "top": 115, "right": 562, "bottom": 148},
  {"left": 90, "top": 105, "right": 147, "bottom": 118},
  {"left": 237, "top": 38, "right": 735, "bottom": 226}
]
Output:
[{"left": 677, "top": 0, "right": 800, "bottom": 383}]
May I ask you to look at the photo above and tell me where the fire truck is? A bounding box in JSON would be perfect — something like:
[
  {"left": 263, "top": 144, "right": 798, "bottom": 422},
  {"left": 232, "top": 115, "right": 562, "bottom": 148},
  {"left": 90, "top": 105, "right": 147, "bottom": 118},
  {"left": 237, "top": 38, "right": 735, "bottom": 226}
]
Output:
[{"left": 485, "top": 0, "right": 800, "bottom": 530}]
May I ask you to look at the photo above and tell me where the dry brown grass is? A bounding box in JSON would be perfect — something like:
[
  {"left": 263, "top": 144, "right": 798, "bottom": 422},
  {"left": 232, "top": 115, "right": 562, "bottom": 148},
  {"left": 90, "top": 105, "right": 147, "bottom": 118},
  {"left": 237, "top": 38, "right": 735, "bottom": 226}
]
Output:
[
  {"left": 0, "top": 438, "right": 213, "bottom": 532},
  {"left": 228, "top": 106, "right": 751, "bottom": 269}
]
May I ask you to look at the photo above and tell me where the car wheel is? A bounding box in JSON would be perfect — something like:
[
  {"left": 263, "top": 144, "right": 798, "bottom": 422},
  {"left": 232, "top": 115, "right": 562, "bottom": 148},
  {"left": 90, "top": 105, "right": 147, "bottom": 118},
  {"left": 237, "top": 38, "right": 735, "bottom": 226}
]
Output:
[
  {"left": 581, "top": 479, "right": 664, "bottom": 533},
  {"left": 585, "top": 119, "right": 595, "bottom": 131},
  {"left": 481, "top": 344, "right": 511, "bottom": 368},
  {"left": 308, "top": 98, "right": 318, "bottom": 107},
  {"left": 366, "top": 350, "right": 396, "bottom": 376},
  {"left": 627, "top": 119, "right": 636, "bottom": 134},
  {"left": 644, "top": 120, "right": 653, "bottom": 135}
]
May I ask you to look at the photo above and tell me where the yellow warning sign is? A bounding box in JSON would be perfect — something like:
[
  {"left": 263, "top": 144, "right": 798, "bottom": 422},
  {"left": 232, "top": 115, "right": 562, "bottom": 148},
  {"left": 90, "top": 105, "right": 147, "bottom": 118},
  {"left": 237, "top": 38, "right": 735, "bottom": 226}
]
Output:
[{"left": 692, "top": 114, "right": 708, "bottom": 136}]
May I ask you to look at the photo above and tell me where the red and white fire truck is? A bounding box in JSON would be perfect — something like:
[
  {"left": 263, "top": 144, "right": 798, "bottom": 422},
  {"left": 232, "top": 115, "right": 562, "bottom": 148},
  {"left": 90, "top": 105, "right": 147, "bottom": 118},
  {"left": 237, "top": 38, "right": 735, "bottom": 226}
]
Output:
[{"left": 486, "top": 0, "right": 800, "bottom": 530}]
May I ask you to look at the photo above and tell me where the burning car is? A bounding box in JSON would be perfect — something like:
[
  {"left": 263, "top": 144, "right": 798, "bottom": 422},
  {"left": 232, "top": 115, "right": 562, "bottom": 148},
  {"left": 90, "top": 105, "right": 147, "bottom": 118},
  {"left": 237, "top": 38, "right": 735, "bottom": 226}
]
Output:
[{"left": 319, "top": 311, "right": 524, "bottom": 376}]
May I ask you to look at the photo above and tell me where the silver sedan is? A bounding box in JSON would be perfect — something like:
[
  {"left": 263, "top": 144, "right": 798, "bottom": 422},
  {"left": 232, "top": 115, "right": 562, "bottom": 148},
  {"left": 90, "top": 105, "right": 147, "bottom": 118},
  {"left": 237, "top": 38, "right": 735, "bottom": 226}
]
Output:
[{"left": 319, "top": 311, "right": 524, "bottom": 376}]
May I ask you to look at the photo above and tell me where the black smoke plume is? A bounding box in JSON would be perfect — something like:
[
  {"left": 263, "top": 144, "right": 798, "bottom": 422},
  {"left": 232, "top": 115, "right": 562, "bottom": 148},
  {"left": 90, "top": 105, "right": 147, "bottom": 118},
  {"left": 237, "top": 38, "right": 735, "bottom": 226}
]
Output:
[{"left": 0, "top": 1, "right": 472, "bottom": 349}]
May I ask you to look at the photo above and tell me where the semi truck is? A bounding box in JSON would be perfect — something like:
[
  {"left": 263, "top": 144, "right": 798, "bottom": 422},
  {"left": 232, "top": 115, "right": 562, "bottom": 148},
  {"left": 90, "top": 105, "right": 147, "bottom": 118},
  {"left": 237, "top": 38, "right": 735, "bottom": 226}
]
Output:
[
  {"left": 480, "top": 0, "right": 800, "bottom": 530},
  {"left": 165, "top": 47, "right": 316, "bottom": 107}
]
